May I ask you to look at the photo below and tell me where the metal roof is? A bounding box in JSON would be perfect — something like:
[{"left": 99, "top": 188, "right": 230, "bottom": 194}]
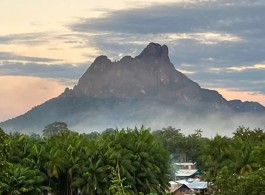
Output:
[
  {"left": 175, "top": 162, "right": 195, "bottom": 166},
  {"left": 186, "top": 182, "right": 208, "bottom": 189},
  {"left": 176, "top": 180, "right": 189, "bottom": 185},
  {"left": 175, "top": 169, "right": 200, "bottom": 177}
]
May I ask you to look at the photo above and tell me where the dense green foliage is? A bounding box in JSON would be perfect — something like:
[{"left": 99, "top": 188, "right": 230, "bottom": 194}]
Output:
[
  {"left": 1, "top": 124, "right": 265, "bottom": 194},
  {"left": 198, "top": 127, "right": 265, "bottom": 194},
  {"left": 152, "top": 126, "right": 265, "bottom": 194},
  {"left": 0, "top": 124, "right": 170, "bottom": 195}
]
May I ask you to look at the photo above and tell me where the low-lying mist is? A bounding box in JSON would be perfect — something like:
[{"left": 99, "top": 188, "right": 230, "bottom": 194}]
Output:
[
  {"left": 68, "top": 99, "right": 265, "bottom": 138},
  {"left": 1, "top": 96, "right": 264, "bottom": 137}
]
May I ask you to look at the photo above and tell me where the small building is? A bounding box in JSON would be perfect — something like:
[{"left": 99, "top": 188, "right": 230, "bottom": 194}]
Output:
[
  {"left": 175, "top": 162, "right": 202, "bottom": 181},
  {"left": 173, "top": 162, "right": 207, "bottom": 194},
  {"left": 175, "top": 162, "right": 196, "bottom": 170},
  {"left": 168, "top": 181, "right": 192, "bottom": 195},
  {"left": 186, "top": 181, "right": 208, "bottom": 194}
]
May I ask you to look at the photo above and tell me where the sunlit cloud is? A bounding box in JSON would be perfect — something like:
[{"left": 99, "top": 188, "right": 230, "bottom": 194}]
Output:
[
  {"left": 0, "top": 52, "right": 59, "bottom": 63},
  {"left": 166, "top": 32, "right": 241, "bottom": 44},
  {"left": 227, "top": 63, "right": 265, "bottom": 71},
  {"left": 0, "top": 32, "right": 100, "bottom": 64},
  {"left": 0, "top": 33, "right": 50, "bottom": 45},
  {"left": 0, "top": 61, "right": 87, "bottom": 82},
  {"left": 178, "top": 69, "right": 195, "bottom": 75}
]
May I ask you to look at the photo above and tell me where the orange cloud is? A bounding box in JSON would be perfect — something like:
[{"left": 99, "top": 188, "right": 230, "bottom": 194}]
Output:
[{"left": 0, "top": 76, "right": 68, "bottom": 122}]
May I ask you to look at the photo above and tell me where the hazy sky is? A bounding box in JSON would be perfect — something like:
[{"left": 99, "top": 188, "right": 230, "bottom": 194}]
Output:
[{"left": 1, "top": 0, "right": 265, "bottom": 122}]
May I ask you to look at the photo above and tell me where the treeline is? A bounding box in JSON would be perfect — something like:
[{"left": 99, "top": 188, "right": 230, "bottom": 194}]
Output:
[
  {"left": 199, "top": 127, "right": 265, "bottom": 194},
  {"left": 0, "top": 123, "right": 170, "bottom": 195},
  {"left": 1, "top": 123, "right": 265, "bottom": 194},
  {"left": 154, "top": 126, "right": 265, "bottom": 194}
]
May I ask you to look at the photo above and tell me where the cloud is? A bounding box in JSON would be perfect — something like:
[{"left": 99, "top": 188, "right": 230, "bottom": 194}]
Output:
[
  {"left": 70, "top": 1, "right": 265, "bottom": 35},
  {"left": 0, "top": 52, "right": 59, "bottom": 63},
  {"left": 189, "top": 66, "right": 265, "bottom": 94},
  {"left": 70, "top": 1, "right": 265, "bottom": 65},
  {"left": 0, "top": 51, "right": 88, "bottom": 84},
  {"left": 0, "top": 31, "right": 101, "bottom": 64},
  {"left": 0, "top": 61, "right": 87, "bottom": 82},
  {"left": 0, "top": 51, "right": 87, "bottom": 83},
  {"left": 0, "top": 32, "right": 50, "bottom": 45}
]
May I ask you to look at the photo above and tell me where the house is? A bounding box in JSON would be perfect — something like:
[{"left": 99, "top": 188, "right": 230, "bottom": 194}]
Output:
[
  {"left": 175, "top": 162, "right": 202, "bottom": 181},
  {"left": 186, "top": 181, "right": 208, "bottom": 194},
  {"left": 175, "top": 169, "right": 202, "bottom": 181},
  {"left": 168, "top": 181, "right": 192, "bottom": 195},
  {"left": 172, "top": 184, "right": 192, "bottom": 195},
  {"left": 173, "top": 162, "right": 208, "bottom": 194},
  {"left": 175, "top": 162, "right": 196, "bottom": 170}
]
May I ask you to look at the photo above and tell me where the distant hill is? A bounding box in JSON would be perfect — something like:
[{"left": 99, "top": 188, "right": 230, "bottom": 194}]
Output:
[{"left": 1, "top": 43, "right": 265, "bottom": 134}]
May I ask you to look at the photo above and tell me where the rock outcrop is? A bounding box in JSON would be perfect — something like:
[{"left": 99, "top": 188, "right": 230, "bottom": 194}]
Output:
[{"left": 62, "top": 42, "right": 227, "bottom": 106}]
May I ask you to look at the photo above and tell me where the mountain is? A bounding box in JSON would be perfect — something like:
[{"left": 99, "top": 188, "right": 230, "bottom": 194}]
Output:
[
  {"left": 1, "top": 43, "right": 265, "bottom": 134},
  {"left": 62, "top": 43, "right": 227, "bottom": 106}
]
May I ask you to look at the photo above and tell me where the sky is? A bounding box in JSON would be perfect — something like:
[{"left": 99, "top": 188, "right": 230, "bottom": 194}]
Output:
[{"left": 1, "top": 0, "right": 265, "bottom": 122}]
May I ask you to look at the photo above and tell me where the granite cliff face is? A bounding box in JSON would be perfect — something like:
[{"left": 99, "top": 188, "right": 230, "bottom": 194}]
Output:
[
  {"left": 1, "top": 43, "right": 265, "bottom": 133},
  {"left": 62, "top": 43, "right": 227, "bottom": 107}
]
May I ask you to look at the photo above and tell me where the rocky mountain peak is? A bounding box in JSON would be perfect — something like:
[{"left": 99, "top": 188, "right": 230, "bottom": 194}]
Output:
[
  {"left": 120, "top": 55, "right": 133, "bottom": 63},
  {"left": 89, "top": 55, "right": 112, "bottom": 71},
  {"left": 93, "top": 55, "right": 111, "bottom": 64},
  {"left": 62, "top": 42, "right": 225, "bottom": 104},
  {"left": 136, "top": 42, "right": 169, "bottom": 61}
]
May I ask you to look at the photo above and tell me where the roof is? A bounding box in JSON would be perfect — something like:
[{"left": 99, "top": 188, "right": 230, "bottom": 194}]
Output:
[
  {"left": 175, "top": 162, "right": 195, "bottom": 166},
  {"left": 175, "top": 169, "right": 201, "bottom": 177},
  {"left": 186, "top": 182, "right": 208, "bottom": 189},
  {"left": 171, "top": 184, "right": 191, "bottom": 193},
  {"left": 176, "top": 180, "right": 189, "bottom": 185}
]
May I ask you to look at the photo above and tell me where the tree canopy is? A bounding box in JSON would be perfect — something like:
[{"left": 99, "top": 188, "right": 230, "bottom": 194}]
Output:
[
  {"left": 0, "top": 125, "right": 170, "bottom": 195},
  {"left": 1, "top": 124, "right": 265, "bottom": 194}
]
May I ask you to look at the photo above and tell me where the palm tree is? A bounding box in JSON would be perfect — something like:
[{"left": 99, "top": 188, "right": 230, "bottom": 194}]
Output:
[
  {"left": 71, "top": 146, "right": 111, "bottom": 195},
  {"left": 231, "top": 137, "right": 259, "bottom": 175},
  {"left": 122, "top": 127, "right": 170, "bottom": 194},
  {"left": 0, "top": 164, "right": 50, "bottom": 195},
  {"left": 44, "top": 137, "right": 67, "bottom": 194},
  {"left": 0, "top": 128, "right": 9, "bottom": 162},
  {"left": 199, "top": 135, "right": 232, "bottom": 181}
]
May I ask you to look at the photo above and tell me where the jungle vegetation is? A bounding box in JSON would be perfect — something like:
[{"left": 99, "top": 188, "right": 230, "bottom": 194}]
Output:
[{"left": 1, "top": 123, "right": 265, "bottom": 194}]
